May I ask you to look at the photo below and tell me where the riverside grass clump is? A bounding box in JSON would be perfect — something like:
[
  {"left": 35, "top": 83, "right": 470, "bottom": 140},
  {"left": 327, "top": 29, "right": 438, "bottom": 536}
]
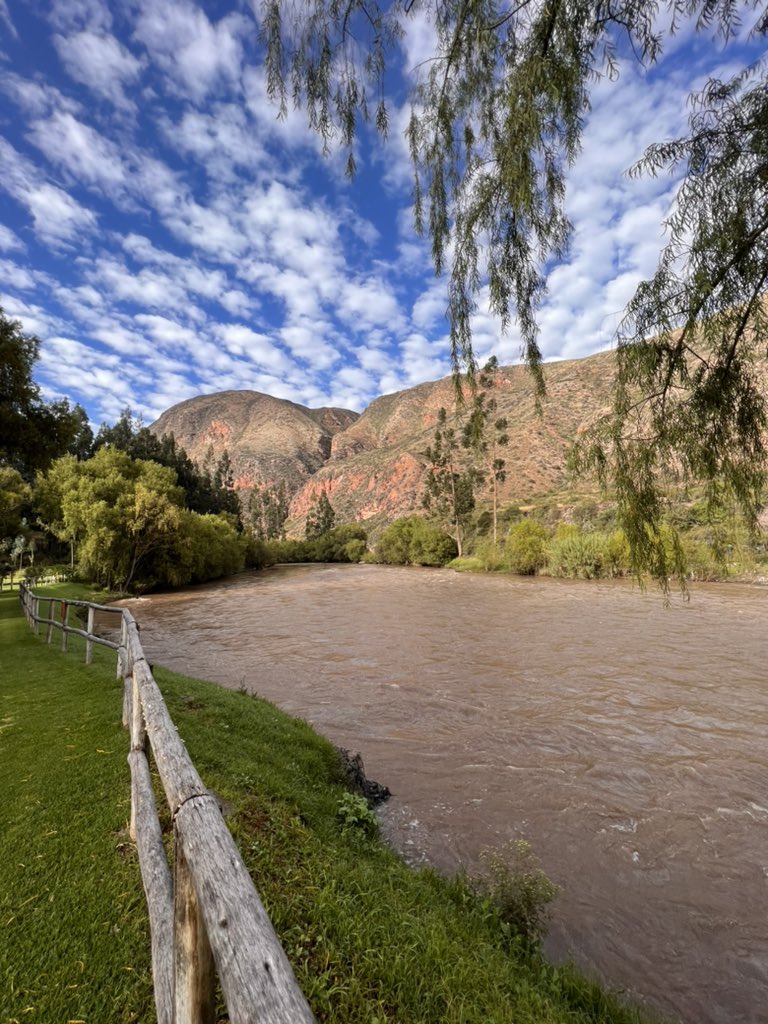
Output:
[{"left": 2, "top": 585, "right": 656, "bottom": 1024}]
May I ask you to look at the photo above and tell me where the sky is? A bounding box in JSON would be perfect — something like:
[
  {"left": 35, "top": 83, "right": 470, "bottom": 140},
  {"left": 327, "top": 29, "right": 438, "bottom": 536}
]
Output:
[{"left": 0, "top": 0, "right": 763, "bottom": 427}]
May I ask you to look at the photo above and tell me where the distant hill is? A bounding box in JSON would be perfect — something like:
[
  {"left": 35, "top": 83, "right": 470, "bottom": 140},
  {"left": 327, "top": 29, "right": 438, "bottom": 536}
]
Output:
[
  {"left": 150, "top": 390, "right": 358, "bottom": 494},
  {"left": 150, "top": 352, "right": 621, "bottom": 535}
]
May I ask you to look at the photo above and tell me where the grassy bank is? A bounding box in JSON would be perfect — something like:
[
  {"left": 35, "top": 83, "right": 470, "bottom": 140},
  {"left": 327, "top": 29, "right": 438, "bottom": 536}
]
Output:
[{"left": 2, "top": 586, "right": 656, "bottom": 1023}]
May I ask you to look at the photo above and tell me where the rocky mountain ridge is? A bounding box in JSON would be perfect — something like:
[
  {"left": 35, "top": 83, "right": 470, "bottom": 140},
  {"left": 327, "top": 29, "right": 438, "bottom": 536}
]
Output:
[{"left": 150, "top": 349, "right": 621, "bottom": 535}]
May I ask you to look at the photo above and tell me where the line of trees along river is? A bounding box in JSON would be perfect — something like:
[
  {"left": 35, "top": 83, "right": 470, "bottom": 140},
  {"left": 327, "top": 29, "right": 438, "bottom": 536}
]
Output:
[{"left": 124, "top": 563, "right": 768, "bottom": 1024}]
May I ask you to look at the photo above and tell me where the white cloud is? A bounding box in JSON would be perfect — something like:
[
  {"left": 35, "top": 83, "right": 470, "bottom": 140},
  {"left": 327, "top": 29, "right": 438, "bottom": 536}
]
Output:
[
  {"left": 0, "top": 259, "right": 38, "bottom": 291},
  {"left": 336, "top": 277, "right": 404, "bottom": 332},
  {"left": 0, "top": 72, "right": 80, "bottom": 117},
  {"left": 0, "top": 0, "right": 17, "bottom": 38},
  {"left": 412, "top": 280, "right": 447, "bottom": 330},
  {"left": 27, "top": 183, "right": 98, "bottom": 245},
  {"left": 27, "top": 110, "right": 129, "bottom": 195},
  {"left": 54, "top": 30, "right": 143, "bottom": 108},
  {"left": 213, "top": 323, "right": 292, "bottom": 372},
  {"left": 0, "top": 138, "right": 98, "bottom": 245},
  {"left": 133, "top": 0, "right": 248, "bottom": 101},
  {"left": 160, "top": 104, "right": 269, "bottom": 182},
  {"left": 0, "top": 224, "right": 24, "bottom": 252},
  {"left": 88, "top": 258, "right": 191, "bottom": 311},
  {"left": 134, "top": 313, "right": 201, "bottom": 352},
  {"left": 280, "top": 321, "right": 339, "bottom": 369},
  {"left": 49, "top": 0, "right": 112, "bottom": 33}
]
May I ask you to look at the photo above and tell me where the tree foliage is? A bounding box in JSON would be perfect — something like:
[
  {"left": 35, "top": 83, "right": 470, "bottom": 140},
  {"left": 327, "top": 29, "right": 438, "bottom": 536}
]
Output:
[
  {"left": 462, "top": 357, "right": 509, "bottom": 544},
  {"left": 0, "top": 307, "right": 92, "bottom": 477},
  {"left": 305, "top": 490, "right": 337, "bottom": 538},
  {"left": 247, "top": 480, "right": 289, "bottom": 540},
  {"left": 36, "top": 448, "right": 246, "bottom": 591},
  {"left": 95, "top": 410, "right": 241, "bottom": 521},
  {"left": 423, "top": 407, "right": 477, "bottom": 555},
  {"left": 264, "top": 1, "right": 768, "bottom": 581},
  {"left": 376, "top": 514, "right": 457, "bottom": 565}
]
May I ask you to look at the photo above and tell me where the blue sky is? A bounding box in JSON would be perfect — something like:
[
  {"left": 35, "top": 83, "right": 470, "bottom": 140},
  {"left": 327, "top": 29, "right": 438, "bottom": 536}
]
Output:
[{"left": 0, "top": 1, "right": 762, "bottom": 427}]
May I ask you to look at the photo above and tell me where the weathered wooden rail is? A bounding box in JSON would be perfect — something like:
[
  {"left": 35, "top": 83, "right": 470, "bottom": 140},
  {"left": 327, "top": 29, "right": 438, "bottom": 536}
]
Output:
[{"left": 19, "top": 582, "right": 315, "bottom": 1024}]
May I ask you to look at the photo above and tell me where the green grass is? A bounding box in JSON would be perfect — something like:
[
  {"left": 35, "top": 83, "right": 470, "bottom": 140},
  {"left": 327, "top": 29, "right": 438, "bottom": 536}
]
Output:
[
  {"left": 0, "top": 588, "right": 154, "bottom": 1023},
  {"left": 2, "top": 585, "right": 659, "bottom": 1024}
]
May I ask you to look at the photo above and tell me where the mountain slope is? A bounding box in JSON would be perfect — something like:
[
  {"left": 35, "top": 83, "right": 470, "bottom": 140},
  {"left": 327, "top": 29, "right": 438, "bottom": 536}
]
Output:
[
  {"left": 150, "top": 390, "right": 358, "bottom": 492},
  {"left": 287, "top": 352, "right": 618, "bottom": 531}
]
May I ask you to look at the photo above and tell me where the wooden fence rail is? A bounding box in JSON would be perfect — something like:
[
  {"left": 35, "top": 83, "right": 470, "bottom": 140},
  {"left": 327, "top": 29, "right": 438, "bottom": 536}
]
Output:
[{"left": 19, "top": 582, "right": 316, "bottom": 1024}]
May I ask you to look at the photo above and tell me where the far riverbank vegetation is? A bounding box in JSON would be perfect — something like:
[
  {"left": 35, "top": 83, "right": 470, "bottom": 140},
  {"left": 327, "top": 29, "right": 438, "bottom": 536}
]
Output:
[{"left": 5, "top": 425, "right": 767, "bottom": 593}]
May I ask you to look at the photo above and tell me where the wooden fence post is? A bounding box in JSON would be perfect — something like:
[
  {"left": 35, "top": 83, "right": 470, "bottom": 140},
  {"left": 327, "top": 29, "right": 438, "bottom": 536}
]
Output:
[
  {"left": 129, "top": 671, "right": 147, "bottom": 843},
  {"left": 61, "top": 601, "right": 69, "bottom": 652},
  {"left": 128, "top": 748, "right": 174, "bottom": 1024},
  {"left": 174, "top": 831, "right": 216, "bottom": 1024},
  {"left": 85, "top": 606, "right": 95, "bottom": 664}
]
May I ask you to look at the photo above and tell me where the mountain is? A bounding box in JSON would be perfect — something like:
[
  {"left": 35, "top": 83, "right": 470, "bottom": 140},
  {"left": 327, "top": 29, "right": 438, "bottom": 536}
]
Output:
[
  {"left": 150, "top": 351, "right": 619, "bottom": 535},
  {"left": 286, "top": 352, "right": 618, "bottom": 532},
  {"left": 150, "top": 390, "right": 358, "bottom": 493}
]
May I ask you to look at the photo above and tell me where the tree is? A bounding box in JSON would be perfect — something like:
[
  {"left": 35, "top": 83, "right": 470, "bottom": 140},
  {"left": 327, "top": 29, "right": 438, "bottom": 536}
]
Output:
[
  {"left": 0, "top": 307, "right": 91, "bottom": 477},
  {"left": 423, "top": 407, "right": 477, "bottom": 556},
  {"left": 264, "top": 1, "right": 768, "bottom": 582},
  {"left": 462, "top": 357, "right": 509, "bottom": 545},
  {"left": 0, "top": 467, "right": 31, "bottom": 540},
  {"left": 305, "top": 491, "right": 336, "bottom": 539},
  {"left": 38, "top": 448, "right": 185, "bottom": 590},
  {"left": 96, "top": 411, "right": 241, "bottom": 521},
  {"left": 248, "top": 481, "right": 289, "bottom": 540}
]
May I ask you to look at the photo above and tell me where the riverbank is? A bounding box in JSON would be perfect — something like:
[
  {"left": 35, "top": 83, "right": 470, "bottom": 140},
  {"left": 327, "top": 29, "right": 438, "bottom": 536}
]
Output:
[{"left": 1, "top": 583, "right": 660, "bottom": 1023}]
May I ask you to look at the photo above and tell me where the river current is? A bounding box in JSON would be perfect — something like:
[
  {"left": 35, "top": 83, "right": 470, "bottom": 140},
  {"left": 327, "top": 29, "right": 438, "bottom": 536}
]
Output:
[{"left": 125, "top": 564, "right": 768, "bottom": 1024}]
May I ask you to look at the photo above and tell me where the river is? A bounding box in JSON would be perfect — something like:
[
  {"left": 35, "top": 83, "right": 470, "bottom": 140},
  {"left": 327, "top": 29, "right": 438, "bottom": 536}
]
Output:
[{"left": 125, "top": 564, "right": 768, "bottom": 1024}]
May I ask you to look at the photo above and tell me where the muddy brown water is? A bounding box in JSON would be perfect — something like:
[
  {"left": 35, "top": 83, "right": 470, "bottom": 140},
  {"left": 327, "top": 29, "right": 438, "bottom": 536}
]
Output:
[{"left": 125, "top": 564, "right": 768, "bottom": 1024}]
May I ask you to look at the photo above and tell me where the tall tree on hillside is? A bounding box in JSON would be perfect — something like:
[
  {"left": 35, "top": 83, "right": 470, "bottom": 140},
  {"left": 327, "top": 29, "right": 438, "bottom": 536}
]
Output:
[
  {"left": 423, "top": 407, "right": 476, "bottom": 557},
  {"left": 248, "top": 481, "right": 289, "bottom": 540},
  {"left": 305, "top": 491, "right": 336, "bottom": 539},
  {"left": 263, "top": 1, "right": 768, "bottom": 582},
  {"left": 462, "top": 357, "right": 509, "bottom": 545}
]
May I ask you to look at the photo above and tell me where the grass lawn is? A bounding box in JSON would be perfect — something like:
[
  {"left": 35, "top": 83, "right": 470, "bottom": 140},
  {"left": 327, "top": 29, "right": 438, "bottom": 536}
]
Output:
[
  {"left": 0, "top": 587, "right": 154, "bottom": 1023},
  {"left": 1, "top": 584, "right": 658, "bottom": 1024}
]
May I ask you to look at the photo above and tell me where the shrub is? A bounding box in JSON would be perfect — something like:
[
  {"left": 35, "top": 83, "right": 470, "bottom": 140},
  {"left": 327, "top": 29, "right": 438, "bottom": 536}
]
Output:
[
  {"left": 472, "top": 536, "right": 507, "bottom": 571},
  {"left": 376, "top": 516, "right": 457, "bottom": 566},
  {"left": 336, "top": 793, "right": 379, "bottom": 838},
  {"left": 447, "top": 556, "right": 485, "bottom": 572},
  {"left": 605, "top": 530, "right": 631, "bottom": 577},
  {"left": 547, "top": 528, "right": 608, "bottom": 579},
  {"left": 475, "top": 840, "right": 559, "bottom": 946},
  {"left": 505, "top": 520, "right": 549, "bottom": 575}
]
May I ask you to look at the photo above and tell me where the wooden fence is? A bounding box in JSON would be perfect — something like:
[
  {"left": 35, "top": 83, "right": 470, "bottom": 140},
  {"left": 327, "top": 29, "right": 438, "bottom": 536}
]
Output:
[{"left": 19, "top": 582, "right": 315, "bottom": 1024}]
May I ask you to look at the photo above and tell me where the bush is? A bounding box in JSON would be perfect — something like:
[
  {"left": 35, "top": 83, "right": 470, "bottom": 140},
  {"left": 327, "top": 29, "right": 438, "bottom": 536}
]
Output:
[
  {"left": 447, "top": 556, "right": 485, "bottom": 572},
  {"left": 681, "top": 530, "right": 727, "bottom": 581},
  {"left": 547, "top": 528, "right": 608, "bottom": 579},
  {"left": 376, "top": 516, "right": 457, "bottom": 566},
  {"left": 605, "top": 530, "right": 631, "bottom": 577},
  {"left": 265, "top": 524, "right": 368, "bottom": 564},
  {"left": 472, "top": 537, "right": 507, "bottom": 571},
  {"left": 243, "top": 535, "right": 277, "bottom": 570},
  {"left": 475, "top": 840, "right": 559, "bottom": 946},
  {"left": 505, "top": 520, "right": 549, "bottom": 575},
  {"left": 336, "top": 793, "right": 379, "bottom": 839}
]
